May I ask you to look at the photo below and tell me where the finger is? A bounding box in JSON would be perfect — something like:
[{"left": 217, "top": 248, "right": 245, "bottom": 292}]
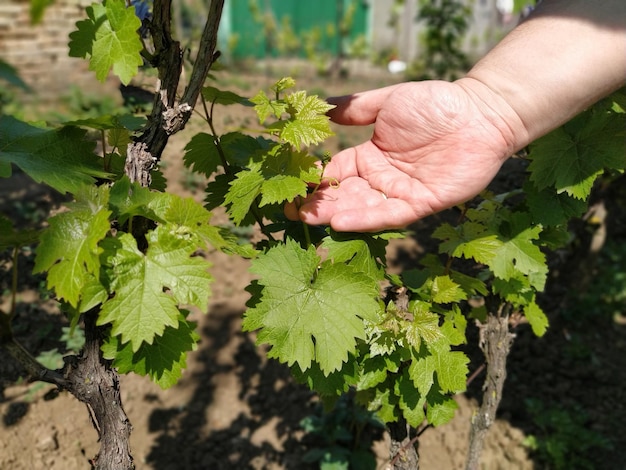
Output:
[
  {"left": 329, "top": 201, "right": 419, "bottom": 232},
  {"left": 300, "top": 193, "right": 419, "bottom": 232},
  {"left": 284, "top": 199, "right": 301, "bottom": 221},
  {"left": 327, "top": 84, "right": 402, "bottom": 126}
]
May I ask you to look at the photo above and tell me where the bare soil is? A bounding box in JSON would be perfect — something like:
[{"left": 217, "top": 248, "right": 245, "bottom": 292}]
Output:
[{"left": 1, "top": 68, "right": 625, "bottom": 470}]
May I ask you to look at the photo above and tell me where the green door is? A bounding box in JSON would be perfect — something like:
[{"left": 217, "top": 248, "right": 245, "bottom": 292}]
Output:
[{"left": 223, "top": 0, "right": 369, "bottom": 59}]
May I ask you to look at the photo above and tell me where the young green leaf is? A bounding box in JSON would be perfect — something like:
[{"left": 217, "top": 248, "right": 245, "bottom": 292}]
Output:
[
  {"left": 34, "top": 185, "right": 111, "bottom": 307},
  {"left": 224, "top": 165, "right": 265, "bottom": 224},
  {"left": 250, "top": 90, "right": 287, "bottom": 123},
  {"left": 429, "top": 340, "right": 469, "bottom": 394},
  {"left": 396, "top": 369, "right": 426, "bottom": 427},
  {"left": 425, "top": 390, "right": 458, "bottom": 427},
  {"left": 279, "top": 91, "right": 335, "bottom": 149},
  {"left": 431, "top": 275, "right": 467, "bottom": 303},
  {"left": 524, "top": 298, "right": 549, "bottom": 337},
  {"left": 243, "top": 239, "right": 380, "bottom": 375},
  {"left": 68, "top": 0, "right": 143, "bottom": 84},
  {"left": 404, "top": 302, "right": 445, "bottom": 349}
]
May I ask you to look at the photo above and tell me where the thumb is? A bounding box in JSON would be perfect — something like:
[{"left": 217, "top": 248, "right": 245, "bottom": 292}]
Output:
[{"left": 327, "top": 84, "right": 401, "bottom": 126}]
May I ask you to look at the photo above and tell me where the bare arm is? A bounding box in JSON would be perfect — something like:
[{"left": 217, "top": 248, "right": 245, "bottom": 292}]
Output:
[{"left": 459, "top": 0, "right": 626, "bottom": 150}]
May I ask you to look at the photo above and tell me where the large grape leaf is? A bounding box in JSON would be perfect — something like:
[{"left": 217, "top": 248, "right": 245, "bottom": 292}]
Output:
[
  {"left": 34, "top": 186, "right": 111, "bottom": 307},
  {"left": 528, "top": 110, "right": 626, "bottom": 200},
  {"left": 102, "top": 313, "right": 200, "bottom": 389},
  {"left": 98, "top": 227, "right": 212, "bottom": 351},
  {"left": 243, "top": 239, "right": 380, "bottom": 375},
  {"left": 0, "top": 116, "right": 110, "bottom": 194},
  {"left": 68, "top": 0, "right": 143, "bottom": 84}
]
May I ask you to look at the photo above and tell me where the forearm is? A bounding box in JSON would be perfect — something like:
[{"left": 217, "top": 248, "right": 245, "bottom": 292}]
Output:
[{"left": 460, "top": 0, "right": 626, "bottom": 151}]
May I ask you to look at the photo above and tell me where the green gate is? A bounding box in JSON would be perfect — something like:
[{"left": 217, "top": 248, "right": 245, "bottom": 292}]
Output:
[{"left": 221, "top": 0, "right": 369, "bottom": 59}]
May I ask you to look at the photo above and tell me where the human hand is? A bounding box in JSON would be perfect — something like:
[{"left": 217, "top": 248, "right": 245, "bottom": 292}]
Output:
[{"left": 285, "top": 79, "right": 523, "bottom": 232}]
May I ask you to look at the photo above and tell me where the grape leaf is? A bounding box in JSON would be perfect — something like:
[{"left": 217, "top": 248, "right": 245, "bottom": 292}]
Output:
[
  {"left": 429, "top": 341, "right": 469, "bottom": 394},
  {"left": 404, "top": 302, "right": 444, "bottom": 349},
  {"left": 368, "top": 387, "right": 398, "bottom": 424},
  {"left": 0, "top": 59, "right": 30, "bottom": 90},
  {"left": 291, "top": 360, "right": 358, "bottom": 397},
  {"left": 271, "top": 77, "right": 296, "bottom": 94},
  {"left": 163, "top": 195, "right": 256, "bottom": 257},
  {"left": 0, "top": 116, "right": 110, "bottom": 194},
  {"left": 224, "top": 165, "right": 264, "bottom": 224},
  {"left": 102, "top": 313, "right": 199, "bottom": 388},
  {"left": 396, "top": 369, "right": 426, "bottom": 427},
  {"left": 524, "top": 298, "right": 549, "bottom": 337},
  {"left": 108, "top": 176, "right": 170, "bottom": 224},
  {"left": 321, "top": 231, "right": 391, "bottom": 281},
  {"left": 0, "top": 215, "right": 40, "bottom": 249},
  {"left": 257, "top": 144, "right": 320, "bottom": 206},
  {"left": 490, "top": 213, "right": 547, "bottom": 288},
  {"left": 98, "top": 226, "right": 212, "bottom": 351},
  {"left": 528, "top": 110, "right": 626, "bottom": 199},
  {"left": 408, "top": 352, "right": 436, "bottom": 398},
  {"left": 201, "top": 86, "right": 250, "bottom": 106},
  {"left": 34, "top": 186, "right": 111, "bottom": 307},
  {"left": 440, "top": 306, "right": 467, "bottom": 346},
  {"left": 433, "top": 222, "right": 500, "bottom": 265},
  {"left": 431, "top": 275, "right": 466, "bottom": 303},
  {"left": 250, "top": 90, "right": 287, "bottom": 122},
  {"left": 278, "top": 91, "right": 335, "bottom": 149},
  {"left": 259, "top": 175, "right": 308, "bottom": 206},
  {"left": 183, "top": 132, "right": 221, "bottom": 177},
  {"left": 357, "top": 355, "right": 392, "bottom": 390},
  {"left": 426, "top": 390, "right": 458, "bottom": 427},
  {"left": 525, "top": 181, "right": 588, "bottom": 227},
  {"left": 243, "top": 239, "right": 380, "bottom": 375},
  {"left": 69, "top": 0, "right": 143, "bottom": 84}
]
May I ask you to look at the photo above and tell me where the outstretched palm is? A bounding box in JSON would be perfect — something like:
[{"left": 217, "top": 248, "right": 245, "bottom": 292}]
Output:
[{"left": 290, "top": 80, "right": 518, "bottom": 231}]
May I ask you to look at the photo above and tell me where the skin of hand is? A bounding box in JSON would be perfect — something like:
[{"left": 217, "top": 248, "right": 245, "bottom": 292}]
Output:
[
  {"left": 285, "top": 80, "right": 521, "bottom": 231},
  {"left": 286, "top": 0, "right": 626, "bottom": 232}
]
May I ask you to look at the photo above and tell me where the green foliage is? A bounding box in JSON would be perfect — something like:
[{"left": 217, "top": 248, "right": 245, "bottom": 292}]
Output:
[
  {"left": 27, "top": 178, "right": 241, "bottom": 388},
  {"left": 243, "top": 239, "right": 380, "bottom": 374},
  {"left": 69, "top": 0, "right": 143, "bottom": 85},
  {"left": 2, "top": 3, "right": 626, "bottom": 457},
  {"left": 29, "top": 0, "right": 55, "bottom": 24},
  {"left": 301, "top": 393, "right": 385, "bottom": 470},
  {"left": 409, "top": 0, "right": 472, "bottom": 80},
  {"left": 0, "top": 116, "right": 111, "bottom": 193},
  {"left": 528, "top": 107, "right": 626, "bottom": 200},
  {"left": 523, "top": 399, "right": 612, "bottom": 470}
]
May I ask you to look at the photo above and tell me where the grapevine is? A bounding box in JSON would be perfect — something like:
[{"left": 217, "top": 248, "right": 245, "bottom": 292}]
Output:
[{"left": 0, "top": 1, "right": 625, "bottom": 468}]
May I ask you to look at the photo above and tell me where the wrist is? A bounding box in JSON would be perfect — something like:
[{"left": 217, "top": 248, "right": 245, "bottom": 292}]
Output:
[
  {"left": 454, "top": 76, "right": 530, "bottom": 159},
  {"left": 462, "top": 0, "right": 626, "bottom": 148}
]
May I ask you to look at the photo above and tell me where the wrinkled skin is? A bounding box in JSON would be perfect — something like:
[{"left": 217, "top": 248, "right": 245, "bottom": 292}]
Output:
[{"left": 286, "top": 80, "right": 519, "bottom": 232}]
